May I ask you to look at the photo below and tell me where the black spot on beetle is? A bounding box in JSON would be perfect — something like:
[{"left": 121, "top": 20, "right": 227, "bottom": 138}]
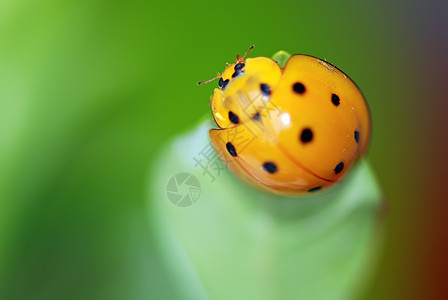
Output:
[
  {"left": 293, "top": 82, "right": 306, "bottom": 94},
  {"left": 226, "top": 142, "right": 237, "bottom": 157},
  {"left": 253, "top": 112, "right": 260, "bottom": 120},
  {"left": 228, "top": 111, "right": 239, "bottom": 124},
  {"left": 218, "top": 77, "right": 224, "bottom": 88},
  {"left": 262, "top": 162, "right": 278, "bottom": 174},
  {"left": 331, "top": 93, "right": 340, "bottom": 106},
  {"left": 232, "top": 70, "right": 244, "bottom": 78},
  {"left": 222, "top": 79, "right": 229, "bottom": 90},
  {"left": 300, "top": 128, "right": 313, "bottom": 143},
  {"left": 354, "top": 130, "right": 360, "bottom": 143},
  {"left": 307, "top": 186, "right": 322, "bottom": 192},
  {"left": 234, "top": 63, "right": 244, "bottom": 71},
  {"left": 334, "top": 162, "right": 344, "bottom": 174},
  {"left": 260, "top": 83, "right": 271, "bottom": 96}
]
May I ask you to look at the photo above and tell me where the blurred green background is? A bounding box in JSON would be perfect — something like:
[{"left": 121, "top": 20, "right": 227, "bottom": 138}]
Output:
[{"left": 0, "top": 0, "right": 446, "bottom": 299}]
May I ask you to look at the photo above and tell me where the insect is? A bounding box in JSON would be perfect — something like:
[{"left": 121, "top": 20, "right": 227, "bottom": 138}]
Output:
[{"left": 198, "top": 47, "right": 371, "bottom": 194}]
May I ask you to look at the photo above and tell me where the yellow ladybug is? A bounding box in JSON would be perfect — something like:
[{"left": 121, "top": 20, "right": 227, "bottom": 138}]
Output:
[{"left": 199, "top": 47, "right": 371, "bottom": 194}]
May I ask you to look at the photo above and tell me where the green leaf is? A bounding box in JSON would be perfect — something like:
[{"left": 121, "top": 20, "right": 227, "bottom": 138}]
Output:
[
  {"left": 271, "top": 50, "right": 291, "bottom": 67},
  {"left": 149, "top": 118, "right": 383, "bottom": 300}
]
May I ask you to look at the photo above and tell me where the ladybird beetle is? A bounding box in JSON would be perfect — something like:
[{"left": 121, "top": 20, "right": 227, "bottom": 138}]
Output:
[{"left": 198, "top": 47, "right": 371, "bottom": 194}]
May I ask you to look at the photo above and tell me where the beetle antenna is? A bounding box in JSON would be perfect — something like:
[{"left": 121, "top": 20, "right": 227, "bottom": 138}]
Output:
[
  {"left": 243, "top": 45, "right": 255, "bottom": 59},
  {"left": 236, "top": 45, "right": 255, "bottom": 62},
  {"left": 197, "top": 73, "right": 221, "bottom": 86}
]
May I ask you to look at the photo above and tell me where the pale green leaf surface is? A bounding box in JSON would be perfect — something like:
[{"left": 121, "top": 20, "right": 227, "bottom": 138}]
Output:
[
  {"left": 150, "top": 117, "right": 383, "bottom": 300},
  {"left": 271, "top": 50, "right": 292, "bottom": 67}
]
